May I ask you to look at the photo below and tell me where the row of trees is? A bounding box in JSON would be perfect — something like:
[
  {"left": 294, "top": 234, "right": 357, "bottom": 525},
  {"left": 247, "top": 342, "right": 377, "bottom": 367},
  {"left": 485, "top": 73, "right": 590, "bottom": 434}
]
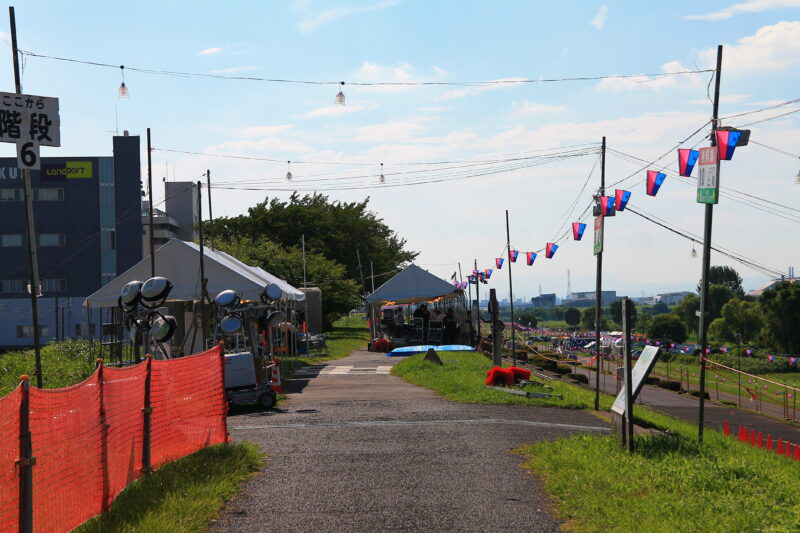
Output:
[{"left": 208, "top": 193, "right": 417, "bottom": 327}]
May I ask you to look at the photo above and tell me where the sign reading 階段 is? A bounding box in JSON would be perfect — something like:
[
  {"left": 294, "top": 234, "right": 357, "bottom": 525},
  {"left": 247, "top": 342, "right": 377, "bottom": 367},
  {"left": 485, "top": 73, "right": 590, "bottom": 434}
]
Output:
[
  {"left": 696, "top": 146, "right": 719, "bottom": 204},
  {"left": 0, "top": 92, "right": 60, "bottom": 171},
  {"left": 611, "top": 345, "right": 661, "bottom": 416}
]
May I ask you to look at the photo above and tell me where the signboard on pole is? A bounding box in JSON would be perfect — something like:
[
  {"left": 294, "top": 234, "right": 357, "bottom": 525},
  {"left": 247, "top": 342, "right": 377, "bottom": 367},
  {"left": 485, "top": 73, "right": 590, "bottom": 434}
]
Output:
[
  {"left": 593, "top": 215, "right": 603, "bottom": 255},
  {"left": 611, "top": 345, "right": 661, "bottom": 416},
  {"left": 0, "top": 92, "right": 60, "bottom": 170},
  {"left": 696, "top": 146, "right": 719, "bottom": 204}
]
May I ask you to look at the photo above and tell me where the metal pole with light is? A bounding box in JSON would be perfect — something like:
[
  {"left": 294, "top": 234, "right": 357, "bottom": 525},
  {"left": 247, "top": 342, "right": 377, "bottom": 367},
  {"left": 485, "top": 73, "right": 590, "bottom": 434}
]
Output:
[
  {"left": 505, "top": 210, "right": 516, "bottom": 366},
  {"left": 147, "top": 128, "right": 155, "bottom": 277},
  {"left": 594, "top": 136, "right": 606, "bottom": 411}
]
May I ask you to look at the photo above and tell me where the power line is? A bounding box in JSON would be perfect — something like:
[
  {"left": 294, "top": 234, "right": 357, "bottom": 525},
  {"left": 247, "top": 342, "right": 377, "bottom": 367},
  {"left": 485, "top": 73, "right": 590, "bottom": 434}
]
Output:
[{"left": 18, "top": 49, "right": 713, "bottom": 87}]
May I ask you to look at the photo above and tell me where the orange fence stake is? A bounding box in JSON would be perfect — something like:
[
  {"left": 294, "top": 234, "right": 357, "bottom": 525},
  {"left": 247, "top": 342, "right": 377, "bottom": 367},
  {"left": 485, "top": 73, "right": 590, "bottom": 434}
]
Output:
[{"left": 767, "top": 435, "right": 773, "bottom": 451}]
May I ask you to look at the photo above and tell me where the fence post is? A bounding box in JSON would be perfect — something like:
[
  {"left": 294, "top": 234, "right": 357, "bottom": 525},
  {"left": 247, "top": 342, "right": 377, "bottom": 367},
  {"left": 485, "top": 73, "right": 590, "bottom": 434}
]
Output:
[
  {"left": 141, "top": 355, "right": 153, "bottom": 474},
  {"left": 97, "top": 359, "right": 110, "bottom": 512},
  {"left": 18, "top": 375, "right": 34, "bottom": 533},
  {"left": 218, "top": 343, "right": 230, "bottom": 442}
]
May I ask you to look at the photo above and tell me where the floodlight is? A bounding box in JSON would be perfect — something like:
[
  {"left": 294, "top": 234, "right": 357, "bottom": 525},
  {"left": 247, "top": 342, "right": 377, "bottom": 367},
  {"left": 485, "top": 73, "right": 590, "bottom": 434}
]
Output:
[
  {"left": 265, "top": 310, "right": 285, "bottom": 328},
  {"left": 120, "top": 280, "right": 144, "bottom": 307},
  {"left": 141, "top": 276, "right": 173, "bottom": 304},
  {"left": 219, "top": 315, "right": 243, "bottom": 335},
  {"left": 214, "top": 289, "right": 240, "bottom": 310},
  {"left": 149, "top": 314, "right": 177, "bottom": 343},
  {"left": 262, "top": 283, "right": 283, "bottom": 302}
]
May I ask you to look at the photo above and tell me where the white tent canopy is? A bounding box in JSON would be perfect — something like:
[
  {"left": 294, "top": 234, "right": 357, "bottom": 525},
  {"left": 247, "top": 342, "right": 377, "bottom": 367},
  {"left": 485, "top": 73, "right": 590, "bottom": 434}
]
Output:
[
  {"left": 366, "top": 264, "right": 462, "bottom": 306},
  {"left": 84, "top": 239, "right": 304, "bottom": 308}
]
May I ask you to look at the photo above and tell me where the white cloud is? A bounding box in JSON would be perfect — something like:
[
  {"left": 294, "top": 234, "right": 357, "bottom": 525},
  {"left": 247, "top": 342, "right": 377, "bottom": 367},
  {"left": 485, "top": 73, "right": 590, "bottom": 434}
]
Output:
[
  {"left": 685, "top": 0, "right": 800, "bottom": 20},
  {"left": 689, "top": 94, "right": 750, "bottom": 105},
  {"left": 297, "top": 1, "right": 399, "bottom": 34},
  {"left": 227, "top": 125, "right": 294, "bottom": 138},
  {"left": 200, "top": 47, "right": 223, "bottom": 55},
  {"left": 596, "top": 60, "right": 703, "bottom": 91},
  {"left": 562, "top": 48, "right": 570, "bottom": 56},
  {"left": 512, "top": 100, "right": 566, "bottom": 114},
  {"left": 697, "top": 21, "right": 800, "bottom": 72},
  {"left": 352, "top": 61, "right": 444, "bottom": 93},
  {"left": 589, "top": 6, "right": 608, "bottom": 30},
  {"left": 299, "top": 103, "right": 377, "bottom": 118},
  {"left": 353, "top": 120, "right": 428, "bottom": 142},
  {"left": 440, "top": 78, "right": 528, "bottom": 100},
  {"left": 209, "top": 66, "right": 261, "bottom": 74}
]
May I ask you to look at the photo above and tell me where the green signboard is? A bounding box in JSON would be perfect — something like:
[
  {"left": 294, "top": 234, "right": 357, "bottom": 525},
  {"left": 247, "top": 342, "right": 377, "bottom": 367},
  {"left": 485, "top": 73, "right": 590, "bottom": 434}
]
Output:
[
  {"left": 696, "top": 146, "right": 719, "bottom": 204},
  {"left": 593, "top": 215, "right": 603, "bottom": 255}
]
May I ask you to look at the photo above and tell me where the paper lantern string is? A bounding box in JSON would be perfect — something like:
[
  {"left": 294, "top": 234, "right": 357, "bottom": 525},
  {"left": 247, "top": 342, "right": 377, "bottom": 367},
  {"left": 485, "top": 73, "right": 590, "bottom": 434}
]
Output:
[
  {"left": 600, "top": 196, "right": 615, "bottom": 216},
  {"left": 526, "top": 252, "right": 537, "bottom": 266},
  {"left": 716, "top": 130, "right": 741, "bottom": 160},
  {"left": 545, "top": 242, "right": 558, "bottom": 259},
  {"left": 572, "top": 222, "right": 586, "bottom": 241},
  {"left": 646, "top": 170, "right": 667, "bottom": 196},
  {"left": 495, "top": 257, "right": 504, "bottom": 269},
  {"left": 614, "top": 189, "right": 631, "bottom": 212},
  {"left": 509, "top": 249, "right": 519, "bottom": 262}
]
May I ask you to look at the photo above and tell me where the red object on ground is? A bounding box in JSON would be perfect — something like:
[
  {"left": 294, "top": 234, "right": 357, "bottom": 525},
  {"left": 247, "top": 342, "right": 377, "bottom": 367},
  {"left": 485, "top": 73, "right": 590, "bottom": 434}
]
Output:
[
  {"left": 786, "top": 442, "right": 793, "bottom": 459},
  {"left": 507, "top": 366, "right": 532, "bottom": 382},
  {"left": 767, "top": 435, "right": 773, "bottom": 451},
  {"left": 737, "top": 425, "right": 742, "bottom": 441},
  {"left": 270, "top": 360, "right": 283, "bottom": 393},
  {"left": 795, "top": 444, "right": 800, "bottom": 461},
  {"left": 723, "top": 420, "right": 730, "bottom": 437},
  {"left": 485, "top": 366, "right": 515, "bottom": 386},
  {"left": 758, "top": 431, "right": 763, "bottom": 448},
  {"left": 751, "top": 430, "right": 757, "bottom": 447},
  {"left": 777, "top": 439, "right": 784, "bottom": 455}
]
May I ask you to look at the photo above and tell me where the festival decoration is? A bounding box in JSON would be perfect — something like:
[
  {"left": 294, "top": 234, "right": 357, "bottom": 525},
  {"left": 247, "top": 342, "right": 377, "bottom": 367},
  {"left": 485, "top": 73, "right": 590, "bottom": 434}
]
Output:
[
  {"left": 485, "top": 268, "right": 493, "bottom": 279},
  {"left": 646, "top": 170, "right": 667, "bottom": 196},
  {"left": 526, "top": 252, "right": 537, "bottom": 266},
  {"left": 716, "top": 130, "right": 741, "bottom": 160},
  {"left": 509, "top": 249, "right": 519, "bottom": 262},
  {"left": 678, "top": 148, "right": 699, "bottom": 177},
  {"left": 746, "top": 349, "right": 753, "bottom": 356},
  {"left": 768, "top": 355, "right": 774, "bottom": 362},
  {"left": 614, "top": 189, "right": 631, "bottom": 212},
  {"left": 495, "top": 257, "right": 504, "bottom": 269},
  {"left": 572, "top": 222, "right": 586, "bottom": 241},
  {"left": 545, "top": 243, "right": 558, "bottom": 259},
  {"left": 600, "top": 196, "right": 615, "bottom": 216}
]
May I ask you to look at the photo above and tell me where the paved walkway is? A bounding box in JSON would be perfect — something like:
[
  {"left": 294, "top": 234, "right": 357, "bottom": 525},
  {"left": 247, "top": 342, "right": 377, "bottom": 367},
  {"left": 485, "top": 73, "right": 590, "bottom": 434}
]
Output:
[{"left": 215, "top": 349, "right": 609, "bottom": 532}]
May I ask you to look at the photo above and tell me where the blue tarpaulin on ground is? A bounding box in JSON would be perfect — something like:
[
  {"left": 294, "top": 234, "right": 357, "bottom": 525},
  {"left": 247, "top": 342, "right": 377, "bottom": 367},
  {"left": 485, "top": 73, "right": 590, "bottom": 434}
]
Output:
[{"left": 387, "top": 344, "right": 476, "bottom": 356}]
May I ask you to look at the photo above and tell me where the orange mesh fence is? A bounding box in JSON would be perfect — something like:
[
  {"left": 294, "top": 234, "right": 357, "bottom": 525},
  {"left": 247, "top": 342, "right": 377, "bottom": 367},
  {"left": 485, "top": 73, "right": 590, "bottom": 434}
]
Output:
[
  {"left": 103, "top": 364, "right": 147, "bottom": 508},
  {"left": 0, "top": 345, "right": 227, "bottom": 533},
  {"left": 150, "top": 346, "right": 228, "bottom": 468},
  {"left": 30, "top": 373, "right": 104, "bottom": 533},
  {"left": 0, "top": 386, "right": 21, "bottom": 533}
]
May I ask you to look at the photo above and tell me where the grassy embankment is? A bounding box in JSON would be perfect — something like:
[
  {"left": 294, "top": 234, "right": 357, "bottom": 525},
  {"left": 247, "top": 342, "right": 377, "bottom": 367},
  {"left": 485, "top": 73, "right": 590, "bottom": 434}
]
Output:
[
  {"left": 75, "top": 443, "right": 263, "bottom": 533},
  {"left": 0, "top": 339, "right": 95, "bottom": 396},
  {"left": 393, "top": 351, "right": 800, "bottom": 532}
]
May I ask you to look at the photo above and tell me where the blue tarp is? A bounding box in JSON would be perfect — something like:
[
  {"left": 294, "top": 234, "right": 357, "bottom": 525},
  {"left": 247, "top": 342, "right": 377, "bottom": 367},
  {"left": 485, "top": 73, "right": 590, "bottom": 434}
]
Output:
[{"left": 387, "top": 344, "right": 476, "bottom": 356}]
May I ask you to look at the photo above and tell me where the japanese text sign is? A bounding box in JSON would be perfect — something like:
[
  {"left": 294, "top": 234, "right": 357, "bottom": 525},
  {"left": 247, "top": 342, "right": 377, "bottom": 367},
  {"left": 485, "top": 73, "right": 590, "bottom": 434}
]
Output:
[
  {"left": 696, "top": 146, "right": 718, "bottom": 204},
  {"left": 0, "top": 92, "right": 60, "bottom": 147}
]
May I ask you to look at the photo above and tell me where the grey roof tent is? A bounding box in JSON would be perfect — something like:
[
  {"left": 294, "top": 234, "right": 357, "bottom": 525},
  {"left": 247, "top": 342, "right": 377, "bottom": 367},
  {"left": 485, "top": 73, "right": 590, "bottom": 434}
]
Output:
[{"left": 365, "top": 264, "right": 462, "bottom": 305}]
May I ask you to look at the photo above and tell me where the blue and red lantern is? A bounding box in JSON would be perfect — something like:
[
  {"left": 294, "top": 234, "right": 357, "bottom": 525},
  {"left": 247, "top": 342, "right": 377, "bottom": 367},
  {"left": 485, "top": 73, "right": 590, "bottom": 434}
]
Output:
[
  {"left": 745, "top": 349, "right": 753, "bottom": 356},
  {"left": 572, "top": 222, "right": 586, "bottom": 241},
  {"left": 485, "top": 268, "right": 493, "bottom": 279},
  {"left": 509, "top": 249, "right": 519, "bottom": 262},
  {"left": 495, "top": 257, "right": 504, "bottom": 269},
  {"left": 526, "top": 252, "right": 537, "bottom": 266},
  {"left": 545, "top": 242, "right": 558, "bottom": 259},
  {"left": 614, "top": 189, "right": 631, "bottom": 212},
  {"left": 716, "top": 130, "right": 741, "bottom": 160},
  {"left": 768, "top": 355, "right": 774, "bottom": 362},
  {"left": 600, "top": 196, "right": 615, "bottom": 216},
  {"left": 646, "top": 170, "right": 666, "bottom": 196},
  {"left": 678, "top": 148, "right": 699, "bottom": 177}
]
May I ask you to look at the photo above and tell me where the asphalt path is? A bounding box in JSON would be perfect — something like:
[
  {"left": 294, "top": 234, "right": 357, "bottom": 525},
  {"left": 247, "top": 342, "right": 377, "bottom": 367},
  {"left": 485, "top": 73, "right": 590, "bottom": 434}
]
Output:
[{"left": 215, "top": 350, "right": 609, "bottom": 532}]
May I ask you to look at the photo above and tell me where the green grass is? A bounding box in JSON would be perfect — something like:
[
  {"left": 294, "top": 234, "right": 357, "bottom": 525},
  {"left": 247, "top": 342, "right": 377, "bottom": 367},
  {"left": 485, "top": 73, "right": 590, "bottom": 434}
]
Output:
[
  {"left": 75, "top": 442, "right": 263, "bottom": 533},
  {"left": 521, "top": 417, "right": 800, "bottom": 532},
  {"left": 0, "top": 339, "right": 95, "bottom": 396},
  {"left": 392, "top": 351, "right": 615, "bottom": 410}
]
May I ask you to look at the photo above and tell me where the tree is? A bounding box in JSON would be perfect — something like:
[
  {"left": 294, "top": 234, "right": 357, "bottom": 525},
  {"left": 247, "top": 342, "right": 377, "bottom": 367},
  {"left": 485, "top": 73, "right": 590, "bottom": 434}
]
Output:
[
  {"left": 718, "top": 298, "right": 763, "bottom": 343},
  {"left": 208, "top": 193, "right": 418, "bottom": 288},
  {"left": 759, "top": 282, "right": 800, "bottom": 353},
  {"left": 213, "top": 235, "right": 361, "bottom": 328},
  {"left": 646, "top": 314, "right": 688, "bottom": 344},
  {"left": 516, "top": 309, "right": 539, "bottom": 329},
  {"left": 708, "top": 284, "right": 735, "bottom": 322},
  {"left": 675, "top": 293, "right": 700, "bottom": 334},
  {"left": 581, "top": 306, "right": 609, "bottom": 331},
  {"left": 697, "top": 265, "right": 745, "bottom": 298},
  {"left": 651, "top": 301, "right": 670, "bottom": 316},
  {"left": 609, "top": 299, "right": 637, "bottom": 328},
  {"left": 564, "top": 307, "right": 581, "bottom": 327}
]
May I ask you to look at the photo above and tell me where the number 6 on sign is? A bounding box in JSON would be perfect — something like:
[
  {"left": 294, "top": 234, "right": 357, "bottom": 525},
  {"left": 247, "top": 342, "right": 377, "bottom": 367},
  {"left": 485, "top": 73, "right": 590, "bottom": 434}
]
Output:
[{"left": 16, "top": 140, "right": 40, "bottom": 170}]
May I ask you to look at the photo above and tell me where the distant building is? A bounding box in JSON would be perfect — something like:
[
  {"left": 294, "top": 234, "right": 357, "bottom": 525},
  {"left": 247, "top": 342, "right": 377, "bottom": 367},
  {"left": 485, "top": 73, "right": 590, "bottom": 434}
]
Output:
[
  {"left": 564, "top": 290, "right": 619, "bottom": 307},
  {"left": 531, "top": 293, "right": 556, "bottom": 308},
  {"left": 655, "top": 291, "right": 693, "bottom": 305},
  {"left": 141, "top": 182, "right": 198, "bottom": 256},
  {"left": 747, "top": 278, "right": 799, "bottom": 299}
]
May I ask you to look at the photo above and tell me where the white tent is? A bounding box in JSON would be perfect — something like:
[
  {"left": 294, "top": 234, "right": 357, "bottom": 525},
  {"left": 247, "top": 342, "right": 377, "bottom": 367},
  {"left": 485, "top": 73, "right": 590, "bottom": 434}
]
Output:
[
  {"left": 83, "top": 239, "right": 304, "bottom": 308},
  {"left": 366, "top": 264, "right": 462, "bottom": 305}
]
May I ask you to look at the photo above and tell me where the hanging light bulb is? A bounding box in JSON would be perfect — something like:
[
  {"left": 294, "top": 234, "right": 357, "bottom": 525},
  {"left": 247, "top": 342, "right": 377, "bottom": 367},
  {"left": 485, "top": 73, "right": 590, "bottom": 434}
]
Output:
[
  {"left": 691, "top": 240, "right": 698, "bottom": 258},
  {"left": 379, "top": 162, "right": 385, "bottom": 183},
  {"left": 285, "top": 161, "right": 292, "bottom": 181},
  {"left": 118, "top": 65, "right": 129, "bottom": 99},
  {"left": 335, "top": 81, "right": 345, "bottom": 105}
]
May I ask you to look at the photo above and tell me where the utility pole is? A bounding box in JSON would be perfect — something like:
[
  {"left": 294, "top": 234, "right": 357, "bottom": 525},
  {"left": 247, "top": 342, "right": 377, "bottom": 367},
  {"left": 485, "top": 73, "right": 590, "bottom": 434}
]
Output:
[
  {"left": 474, "top": 258, "right": 480, "bottom": 345},
  {"left": 196, "top": 181, "right": 208, "bottom": 345},
  {"left": 505, "top": 210, "right": 516, "bottom": 366},
  {"left": 489, "top": 289, "right": 502, "bottom": 366},
  {"left": 147, "top": 128, "right": 155, "bottom": 277},
  {"left": 206, "top": 169, "right": 213, "bottom": 248},
  {"left": 370, "top": 261, "right": 375, "bottom": 293},
  {"left": 302, "top": 234, "right": 309, "bottom": 356},
  {"left": 10, "top": 7, "right": 42, "bottom": 388},
  {"left": 355, "top": 249, "right": 366, "bottom": 298},
  {"left": 594, "top": 136, "right": 606, "bottom": 411},
  {"left": 698, "top": 45, "right": 724, "bottom": 444}
]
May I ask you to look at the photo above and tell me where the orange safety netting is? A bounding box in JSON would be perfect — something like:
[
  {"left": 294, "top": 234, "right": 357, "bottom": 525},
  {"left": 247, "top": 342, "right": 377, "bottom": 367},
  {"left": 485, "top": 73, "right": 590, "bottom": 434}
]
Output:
[
  {"left": 150, "top": 346, "right": 228, "bottom": 468},
  {"left": 0, "top": 345, "right": 226, "bottom": 533},
  {"left": 0, "top": 386, "right": 21, "bottom": 533}
]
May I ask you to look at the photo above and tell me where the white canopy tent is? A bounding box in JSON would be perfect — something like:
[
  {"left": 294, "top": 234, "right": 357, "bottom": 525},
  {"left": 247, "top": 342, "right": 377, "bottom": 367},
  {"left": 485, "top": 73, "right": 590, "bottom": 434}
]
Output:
[
  {"left": 83, "top": 239, "right": 304, "bottom": 308},
  {"left": 365, "top": 264, "right": 462, "bottom": 305}
]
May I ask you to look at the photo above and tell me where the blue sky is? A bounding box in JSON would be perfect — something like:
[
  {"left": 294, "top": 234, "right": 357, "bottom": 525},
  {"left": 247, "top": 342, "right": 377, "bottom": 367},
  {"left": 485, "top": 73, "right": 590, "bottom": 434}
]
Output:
[{"left": 1, "top": 0, "right": 798, "bottom": 300}]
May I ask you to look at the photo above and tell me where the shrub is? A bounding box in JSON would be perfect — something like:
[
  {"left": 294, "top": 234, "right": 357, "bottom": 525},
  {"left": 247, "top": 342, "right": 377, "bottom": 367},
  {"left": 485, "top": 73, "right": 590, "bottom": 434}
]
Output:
[
  {"left": 554, "top": 365, "right": 572, "bottom": 375},
  {"left": 688, "top": 390, "right": 710, "bottom": 400},
  {"left": 657, "top": 381, "right": 681, "bottom": 392},
  {"left": 567, "top": 373, "right": 589, "bottom": 384}
]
